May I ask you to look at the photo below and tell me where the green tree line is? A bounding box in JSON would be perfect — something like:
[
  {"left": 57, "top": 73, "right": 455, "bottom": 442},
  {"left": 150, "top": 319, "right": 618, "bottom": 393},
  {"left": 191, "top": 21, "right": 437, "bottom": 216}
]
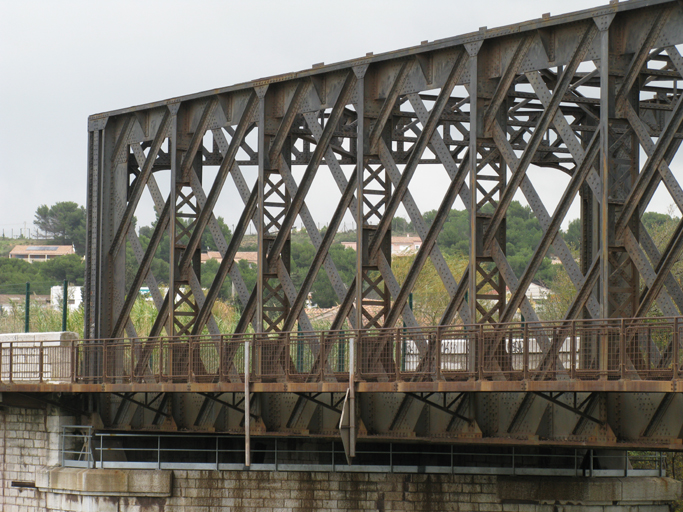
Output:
[{"left": 4, "top": 200, "right": 680, "bottom": 318}]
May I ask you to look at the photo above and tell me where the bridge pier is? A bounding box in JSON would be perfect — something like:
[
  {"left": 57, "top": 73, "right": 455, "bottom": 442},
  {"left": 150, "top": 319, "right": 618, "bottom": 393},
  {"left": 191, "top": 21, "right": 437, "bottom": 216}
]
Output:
[{"left": 0, "top": 404, "right": 679, "bottom": 512}]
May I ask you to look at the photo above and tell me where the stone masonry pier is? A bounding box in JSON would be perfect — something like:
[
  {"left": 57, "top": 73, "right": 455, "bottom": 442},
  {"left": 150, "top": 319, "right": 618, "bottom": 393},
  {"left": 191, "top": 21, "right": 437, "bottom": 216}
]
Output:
[{"left": 0, "top": 403, "right": 680, "bottom": 512}]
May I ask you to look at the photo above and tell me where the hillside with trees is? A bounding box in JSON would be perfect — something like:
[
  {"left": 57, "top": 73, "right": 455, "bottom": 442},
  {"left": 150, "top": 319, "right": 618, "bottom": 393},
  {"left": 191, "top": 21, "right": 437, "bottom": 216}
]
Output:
[{"left": 3, "top": 199, "right": 681, "bottom": 331}]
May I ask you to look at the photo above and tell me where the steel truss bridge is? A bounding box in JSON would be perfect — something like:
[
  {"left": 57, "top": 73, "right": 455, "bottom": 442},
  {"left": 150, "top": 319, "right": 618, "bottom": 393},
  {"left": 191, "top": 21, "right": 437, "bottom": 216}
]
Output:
[{"left": 7, "top": 0, "right": 683, "bottom": 464}]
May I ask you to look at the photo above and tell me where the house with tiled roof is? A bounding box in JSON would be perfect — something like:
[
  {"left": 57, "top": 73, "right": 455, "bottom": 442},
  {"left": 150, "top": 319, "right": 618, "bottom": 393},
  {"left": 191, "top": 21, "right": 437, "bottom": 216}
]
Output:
[{"left": 9, "top": 245, "right": 75, "bottom": 263}]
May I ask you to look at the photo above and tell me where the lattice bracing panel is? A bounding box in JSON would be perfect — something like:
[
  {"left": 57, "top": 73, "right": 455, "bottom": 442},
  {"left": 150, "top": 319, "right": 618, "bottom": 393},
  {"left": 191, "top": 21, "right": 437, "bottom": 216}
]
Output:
[{"left": 85, "top": 1, "right": 683, "bottom": 391}]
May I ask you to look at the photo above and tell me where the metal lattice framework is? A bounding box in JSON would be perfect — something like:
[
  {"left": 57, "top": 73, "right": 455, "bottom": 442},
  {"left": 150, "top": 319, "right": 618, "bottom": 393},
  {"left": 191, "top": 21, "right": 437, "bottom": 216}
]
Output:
[{"left": 50, "top": 0, "right": 683, "bottom": 456}]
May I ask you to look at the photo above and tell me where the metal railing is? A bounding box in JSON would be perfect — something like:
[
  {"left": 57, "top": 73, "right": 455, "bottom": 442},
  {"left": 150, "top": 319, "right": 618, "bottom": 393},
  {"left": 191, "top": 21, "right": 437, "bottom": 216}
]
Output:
[
  {"left": 3, "top": 316, "right": 683, "bottom": 385},
  {"left": 59, "top": 427, "right": 667, "bottom": 477}
]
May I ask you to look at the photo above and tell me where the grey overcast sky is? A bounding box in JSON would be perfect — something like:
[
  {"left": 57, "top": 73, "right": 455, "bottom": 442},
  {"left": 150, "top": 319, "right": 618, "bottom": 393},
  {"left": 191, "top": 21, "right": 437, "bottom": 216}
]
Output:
[{"left": 0, "top": 0, "right": 644, "bottom": 237}]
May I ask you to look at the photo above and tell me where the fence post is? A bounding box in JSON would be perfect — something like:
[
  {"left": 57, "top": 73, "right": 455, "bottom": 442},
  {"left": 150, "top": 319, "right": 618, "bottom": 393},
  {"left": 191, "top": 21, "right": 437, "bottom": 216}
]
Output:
[
  {"left": 620, "top": 319, "right": 626, "bottom": 380},
  {"left": 219, "top": 335, "right": 224, "bottom": 383},
  {"left": 395, "top": 328, "right": 401, "bottom": 380},
  {"left": 62, "top": 280, "right": 68, "bottom": 331},
  {"left": 297, "top": 324, "right": 303, "bottom": 373},
  {"left": 435, "top": 327, "right": 442, "bottom": 381},
  {"left": 571, "top": 321, "right": 577, "bottom": 379},
  {"left": 24, "top": 282, "right": 30, "bottom": 333},
  {"left": 159, "top": 339, "right": 164, "bottom": 382},
  {"left": 39, "top": 341, "right": 44, "bottom": 383},
  {"left": 478, "top": 325, "right": 484, "bottom": 380},
  {"left": 103, "top": 340, "right": 108, "bottom": 383},
  {"left": 523, "top": 322, "right": 529, "bottom": 380},
  {"left": 8, "top": 342, "right": 13, "bottom": 383},
  {"left": 245, "top": 334, "right": 251, "bottom": 467},
  {"left": 71, "top": 340, "right": 76, "bottom": 383},
  {"left": 319, "top": 331, "right": 326, "bottom": 381},
  {"left": 188, "top": 338, "right": 194, "bottom": 383},
  {"left": 674, "top": 317, "right": 680, "bottom": 379}
]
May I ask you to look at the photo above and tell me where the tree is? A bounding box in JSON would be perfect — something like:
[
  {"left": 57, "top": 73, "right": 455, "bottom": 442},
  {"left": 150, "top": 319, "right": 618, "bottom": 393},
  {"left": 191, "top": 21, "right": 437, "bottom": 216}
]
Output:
[
  {"left": 563, "top": 218, "right": 581, "bottom": 250},
  {"left": 39, "top": 254, "right": 85, "bottom": 286},
  {"left": 34, "top": 202, "right": 87, "bottom": 255},
  {"left": 201, "top": 216, "right": 232, "bottom": 252}
]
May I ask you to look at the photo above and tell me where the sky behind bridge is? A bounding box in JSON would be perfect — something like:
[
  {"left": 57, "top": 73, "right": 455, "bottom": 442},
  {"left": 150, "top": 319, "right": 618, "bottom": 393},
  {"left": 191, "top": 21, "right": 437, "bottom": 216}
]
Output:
[{"left": 2, "top": 0, "right": 661, "bottom": 238}]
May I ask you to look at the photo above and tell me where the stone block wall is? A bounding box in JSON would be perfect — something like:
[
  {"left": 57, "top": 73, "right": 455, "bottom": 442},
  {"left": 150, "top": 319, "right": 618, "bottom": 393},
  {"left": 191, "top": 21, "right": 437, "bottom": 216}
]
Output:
[
  {"left": 0, "top": 405, "right": 679, "bottom": 512},
  {"left": 1, "top": 406, "right": 47, "bottom": 512}
]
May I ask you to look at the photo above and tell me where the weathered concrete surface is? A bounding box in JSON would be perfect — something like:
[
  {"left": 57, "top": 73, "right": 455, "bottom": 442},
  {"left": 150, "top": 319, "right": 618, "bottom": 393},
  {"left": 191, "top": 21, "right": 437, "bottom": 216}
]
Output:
[
  {"left": 498, "top": 476, "right": 681, "bottom": 504},
  {"left": 0, "top": 332, "right": 78, "bottom": 343},
  {"left": 36, "top": 468, "right": 172, "bottom": 496}
]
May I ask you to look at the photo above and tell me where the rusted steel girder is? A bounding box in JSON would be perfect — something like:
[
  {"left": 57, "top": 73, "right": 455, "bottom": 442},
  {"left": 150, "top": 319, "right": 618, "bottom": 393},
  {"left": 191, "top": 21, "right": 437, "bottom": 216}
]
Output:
[{"left": 77, "top": 0, "right": 683, "bottom": 452}]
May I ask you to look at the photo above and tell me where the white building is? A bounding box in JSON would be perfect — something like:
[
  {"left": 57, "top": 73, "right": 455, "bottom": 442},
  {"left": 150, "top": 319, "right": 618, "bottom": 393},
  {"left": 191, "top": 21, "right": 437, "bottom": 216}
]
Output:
[{"left": 50, "top": 285, "right": 83, "bottom": 312}]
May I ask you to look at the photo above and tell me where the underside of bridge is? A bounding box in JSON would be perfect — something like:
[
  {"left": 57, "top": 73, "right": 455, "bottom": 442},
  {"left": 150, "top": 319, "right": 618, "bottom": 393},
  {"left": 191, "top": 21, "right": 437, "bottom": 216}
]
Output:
[{"left": 8, "top": 0, "right": 683, "bottom": 466}]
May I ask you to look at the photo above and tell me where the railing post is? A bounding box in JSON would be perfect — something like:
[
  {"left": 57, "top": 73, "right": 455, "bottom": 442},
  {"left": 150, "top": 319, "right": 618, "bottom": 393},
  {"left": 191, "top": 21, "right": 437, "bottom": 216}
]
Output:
[
  {"left": 158, "top": 338, "right": 164, "bottom": 382},
  {"left": 647, "top": 326, "right": 652, "bottom": 372},
  {"left": 478, "top": 325, "right": 484, "bottom": 380},
  {"left": 599, "top": 324, "right": 608, "bottom": 380},
  {"left": 620, "top": 319, "right": 626, "bottom": 380},
  {"left": 188, "top": 338, "right": 194, "bottom": 383},
  {"left": 674, "top": 317, "right": 680, "bottom": 379},
  {"left": 319, "top": 331, "right": 325, "bottom": 381},
  {"left": 130, "top": 338, "right": 135, "bottom": 383},
  {"left": 71, "top": 340, "right": 76, "bottom": 383},
  {"left": 244, "top": 334, "right": 251, "bottom": 467},
  {"left": 435, "top": 327, "right": 442, "bottom": 381},
  {"left": 8, "top": 342, "right": 13, "bottom": 384},
  {"left": 219, "top": 335, "right": 225, "bottom": 383},
  {"left": 523, "top": 322, "right": 529, "bottom": 380},
  {"left": 570, "top": 321, "right": 576, "bottom": 380},
  {"left": 39, "top": 341, "right": 44, "bottom": 383},
  {"left": 285, "top": 332, "right": 291, "bottom": 378},
  {"left": 349, "top": 329, "right": 356, "bottom": 459},
  {"left": 102, "top": 340, "right": 108, "bottom": 383},
  {"left": 395, "top": 328, "right": 401, "bottom": 380}
]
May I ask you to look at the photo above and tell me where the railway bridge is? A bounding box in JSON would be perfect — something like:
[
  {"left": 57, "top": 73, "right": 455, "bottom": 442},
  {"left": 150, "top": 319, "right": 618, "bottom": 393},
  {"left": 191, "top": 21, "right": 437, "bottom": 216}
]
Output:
[{"left": 4, "top": 0, "right": 683, "bottom": 510}]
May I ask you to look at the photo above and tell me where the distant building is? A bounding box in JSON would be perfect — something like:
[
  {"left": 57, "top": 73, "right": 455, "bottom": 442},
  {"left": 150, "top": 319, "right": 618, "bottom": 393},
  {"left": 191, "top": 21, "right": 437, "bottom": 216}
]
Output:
[
  {"left": 341, "top": 235, "right": 423, "bottom": 256},
  {"left": 505, "top": 281, "right": 551, "bottom": 302},
  {"left": 50, "top": 285, "right": 83, "bottom": 312},
  {"left": 9, "top": 245, "right": 75, "bottom": 263},
  {"left": 201, "top": 251, "right": 258, "bottom": 266}
]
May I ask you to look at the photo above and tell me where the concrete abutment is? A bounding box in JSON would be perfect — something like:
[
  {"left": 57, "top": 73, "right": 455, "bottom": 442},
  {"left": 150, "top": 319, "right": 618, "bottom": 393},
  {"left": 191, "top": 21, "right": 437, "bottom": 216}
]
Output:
[{"left": 0, "top": 405, "right": 680, "bottom": 511}]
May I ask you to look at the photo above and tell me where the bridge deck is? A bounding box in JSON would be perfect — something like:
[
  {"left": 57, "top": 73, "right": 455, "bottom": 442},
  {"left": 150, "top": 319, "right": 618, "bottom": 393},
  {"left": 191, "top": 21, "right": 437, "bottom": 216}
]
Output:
[{"left": 1, "top": 317, "right": 680, "bottom": 393}]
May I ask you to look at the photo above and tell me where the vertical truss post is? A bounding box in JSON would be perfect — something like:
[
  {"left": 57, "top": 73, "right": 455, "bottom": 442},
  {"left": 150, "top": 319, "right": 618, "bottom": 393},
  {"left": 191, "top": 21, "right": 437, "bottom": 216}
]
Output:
[
  {"left": 598, "top": 14, "right": 639, "bottom": 322},
  {"left": 598, "top": 16, "right": 612, "bottom": 375},
  {"left": 257, "top": 85, "right": 291, "bottom": 333},
  {"left": 102, "top": 117, "right": 128, "bottom": 341},
  {"left": 466, "top": 41, "right": 482, "bottom": 374},
  {"left": 169, "top": 103, "right": 202, "bottom": 337},
  {"left": 466, "top": 41, "right": 481, "bottom": 327},
  {"left": 256, "top": 86, "right": 266, "bottom": 333},
  {"left": 86, "top": 118, "right": 106, "bottom": 341},
  {"left": 466, "top": 39, "right": 507, "bottom": 326},
  {"left": 599, "top": 17, "right": 611, "bottom": 321},
  {"left": 355, "top": 64, "right": 389, "bottom": 330},
  {"left": 101, "top": 116, "right": 128, "bottom": 376},
  {"left": 351, "top": 64, "right": 368, "bottom": 458}
]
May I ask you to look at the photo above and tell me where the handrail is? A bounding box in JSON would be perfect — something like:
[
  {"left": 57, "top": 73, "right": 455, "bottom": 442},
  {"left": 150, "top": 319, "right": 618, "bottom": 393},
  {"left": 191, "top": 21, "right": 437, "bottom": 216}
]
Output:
[
  {"left": 59, "top": 427, "right": 667, "bottom": 477},
  {"left": 1, "top": 316, "right": 681, "bottom": 385}
]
